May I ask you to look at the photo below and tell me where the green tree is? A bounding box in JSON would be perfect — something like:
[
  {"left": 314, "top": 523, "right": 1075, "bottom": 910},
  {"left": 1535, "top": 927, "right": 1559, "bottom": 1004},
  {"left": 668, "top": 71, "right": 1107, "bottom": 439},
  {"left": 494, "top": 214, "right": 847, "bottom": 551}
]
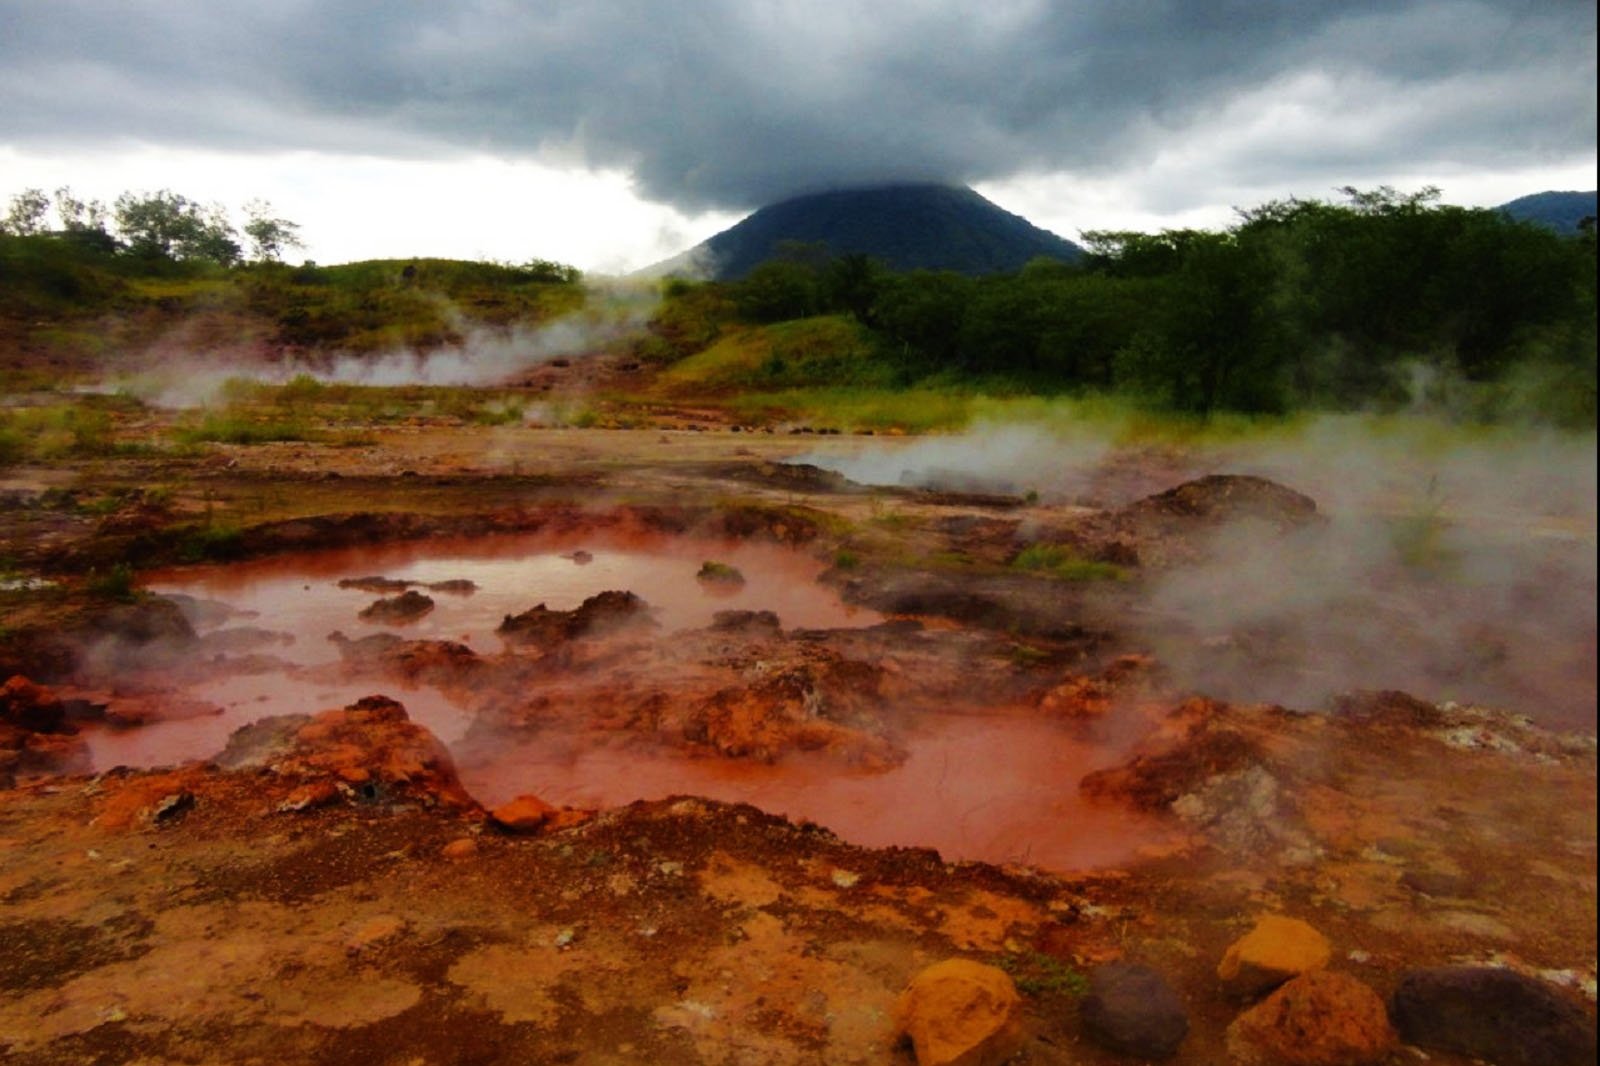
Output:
[
  {"left": 242, "top": 200, "right": 304, "bottom": 263},
  {"left": 114, "top": 190, "right": 240, "bottom": 265},
  {"left": 2, "top": 188, "right": 49, "bottom": 236}
]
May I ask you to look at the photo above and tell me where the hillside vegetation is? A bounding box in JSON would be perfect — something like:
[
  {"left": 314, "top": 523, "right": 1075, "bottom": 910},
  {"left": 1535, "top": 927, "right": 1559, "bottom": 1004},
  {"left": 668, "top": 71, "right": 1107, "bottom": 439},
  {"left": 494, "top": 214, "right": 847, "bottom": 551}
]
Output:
[
  {"left": 1, "top": 185, "right": 1594, "bottom": 429},
  {"left": 639, "top": 186, "right": 1597, "bottom": 426}
]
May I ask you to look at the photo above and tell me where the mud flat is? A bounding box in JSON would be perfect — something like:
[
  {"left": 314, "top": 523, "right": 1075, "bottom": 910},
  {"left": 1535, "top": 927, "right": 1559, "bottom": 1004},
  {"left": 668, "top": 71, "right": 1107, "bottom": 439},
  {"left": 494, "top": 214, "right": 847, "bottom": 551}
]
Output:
[{"left": 1, "top": 421, "right": 1594, "bottom": 1064}]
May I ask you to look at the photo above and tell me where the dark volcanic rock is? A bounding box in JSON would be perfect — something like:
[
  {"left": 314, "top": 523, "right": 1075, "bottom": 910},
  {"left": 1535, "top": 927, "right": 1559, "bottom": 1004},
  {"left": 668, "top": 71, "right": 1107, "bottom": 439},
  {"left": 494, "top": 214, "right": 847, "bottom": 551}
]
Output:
[
  {"left": 1330, "top": 689, "right": 1444, "bottom": 728},
  {"left": 358, "top": 589, "right": 435, "bottom": 624},
  {"left": 710, "top": 610, "right": 782, "bottom": 635},
  {"left": 1119, "top": 474, "right": 1319, "bottom": 531},
  {"left": 1389, "top": 967, "right": 1598, "bottom": 1066},
  {"left": 78, "top": 598, "right": 197, "bottom": 647},
  {"left": 498, "top": 590, "right": 655, "bottom": 647},
  {"left": 1078, "top": 698, "right": 1261, "bottom": 810},
  {"left": 338, "top": 576, "right": 414, "bottom": 594},
  {"left": 1080, "top": 962, "right": 1189, "bottom": 1059}
]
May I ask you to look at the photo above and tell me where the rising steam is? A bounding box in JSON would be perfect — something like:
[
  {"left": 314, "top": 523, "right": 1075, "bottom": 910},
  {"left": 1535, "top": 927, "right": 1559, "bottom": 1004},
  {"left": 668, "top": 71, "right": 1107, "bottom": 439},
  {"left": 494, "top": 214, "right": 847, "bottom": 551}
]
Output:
[
  {"left": 126, "top": 281, "right": 659, "bottom": 408},
  {"left": 797, "top": 414, "right": 1598, "bottom": 729}
]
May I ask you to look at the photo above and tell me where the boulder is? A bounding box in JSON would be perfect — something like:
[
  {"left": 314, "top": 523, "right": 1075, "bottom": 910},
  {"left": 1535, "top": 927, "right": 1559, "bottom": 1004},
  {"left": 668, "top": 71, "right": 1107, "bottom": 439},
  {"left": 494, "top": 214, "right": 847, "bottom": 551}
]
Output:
[
  {"left": 893, "top": 959, "right": 1026, "bottom": 1066},
  {"left": 212, "top": 696, "right": 478, "bottom": 813},
  {"left": 1389, "top": 966, "right": 1598, "bottom": 1066},
  {"left": 1218, "top": 915, "right": 1332, "bottom": 998},
  {"left": 1080, "top": 962, "right": 1189, "bottom": 1059},
  {"left": 1226, "top": 971, "right": 1396, "bottom": 1065}
]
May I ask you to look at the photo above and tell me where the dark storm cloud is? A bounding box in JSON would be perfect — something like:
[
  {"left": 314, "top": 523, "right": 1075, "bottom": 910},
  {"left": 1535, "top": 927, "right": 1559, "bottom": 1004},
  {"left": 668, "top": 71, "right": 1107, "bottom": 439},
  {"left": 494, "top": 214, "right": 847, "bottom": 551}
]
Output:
[{"left": 0, "top": 1, "right": 1592, "bottom": 210}]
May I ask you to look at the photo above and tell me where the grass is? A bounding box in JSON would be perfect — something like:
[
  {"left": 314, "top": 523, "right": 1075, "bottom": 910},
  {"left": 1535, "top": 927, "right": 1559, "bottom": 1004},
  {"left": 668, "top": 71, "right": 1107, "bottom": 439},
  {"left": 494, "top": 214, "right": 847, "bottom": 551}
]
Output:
[
  {"left": 997, "top": 951, "right": 1089, "bottom": 998},
  {"left": 174, "top": 412, "right": 314, "bottom": 445},
  {"left": 660, "top": 316, "right": 894, "bottom": 394},
  {"left": 1012, "top": 543, "right": 1128, "bottom": 582},
  {"left": 174, "top": 522, "right": 245, "bottom": 563},
  {"left": 0, "top": 402, "right": 136, "bottom": 463}
]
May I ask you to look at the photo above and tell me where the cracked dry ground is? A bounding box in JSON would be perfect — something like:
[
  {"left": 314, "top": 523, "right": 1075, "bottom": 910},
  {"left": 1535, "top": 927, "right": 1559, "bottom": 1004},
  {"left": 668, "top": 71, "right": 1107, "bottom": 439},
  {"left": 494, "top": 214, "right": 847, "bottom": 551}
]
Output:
[{"left": 0, "top": 426, "right": 1595, "bottom": 1064}]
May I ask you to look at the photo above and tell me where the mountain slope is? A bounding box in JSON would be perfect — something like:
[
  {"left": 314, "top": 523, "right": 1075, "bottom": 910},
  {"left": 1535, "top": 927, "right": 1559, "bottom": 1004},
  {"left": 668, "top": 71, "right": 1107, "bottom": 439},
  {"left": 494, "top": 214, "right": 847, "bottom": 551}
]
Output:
[
  {"left": 656, "top": 184, "right": 1082, "bottom": 280},
  {"left": 1496, "top": 190, "right": 1597, "bottom": 233}
]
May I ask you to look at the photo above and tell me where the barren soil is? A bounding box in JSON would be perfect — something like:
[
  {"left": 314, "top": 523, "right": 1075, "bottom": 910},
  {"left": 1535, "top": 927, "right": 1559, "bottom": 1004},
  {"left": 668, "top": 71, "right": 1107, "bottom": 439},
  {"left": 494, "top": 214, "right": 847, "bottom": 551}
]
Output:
[{"left": 1, "top": 398, "right": 1595, "bottom": 1064}]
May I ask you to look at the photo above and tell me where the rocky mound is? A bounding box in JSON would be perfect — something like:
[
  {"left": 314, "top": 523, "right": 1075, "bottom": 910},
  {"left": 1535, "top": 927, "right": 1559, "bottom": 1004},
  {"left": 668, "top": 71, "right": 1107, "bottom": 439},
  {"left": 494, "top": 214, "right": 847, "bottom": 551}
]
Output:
[{"left": 497, "top": 590, "right": 656, "bottom": 647}]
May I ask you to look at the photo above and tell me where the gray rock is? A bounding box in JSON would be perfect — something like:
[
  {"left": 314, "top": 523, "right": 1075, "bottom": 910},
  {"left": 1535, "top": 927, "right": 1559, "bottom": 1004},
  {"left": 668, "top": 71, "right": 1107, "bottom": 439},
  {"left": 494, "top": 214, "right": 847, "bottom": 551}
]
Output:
[
  {"left": 1080, "top": 962, "right": 1189, "bottom": 1059},
  {"left": 1390, "top": 966, "right": 1597, "bottom": 1066}
]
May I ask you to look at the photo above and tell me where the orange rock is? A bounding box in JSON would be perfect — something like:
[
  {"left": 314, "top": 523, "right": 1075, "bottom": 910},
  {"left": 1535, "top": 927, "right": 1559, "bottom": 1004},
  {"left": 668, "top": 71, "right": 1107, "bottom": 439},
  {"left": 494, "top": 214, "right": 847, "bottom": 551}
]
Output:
[
  {"left": 893, "top": 959, "right": 1027, "bottom": 1066},
  {"left": 267, "top": 697, "right": 479, "bottom": 812},
  {"left": 1218, "top": 915, "right": 1333, "bottom": 998},
  {"left": 1226, "top": 970, "right": 1397, "bottom": 1065},
  {"left": 546, "top": 808, "right": 594, "bottom": 832},
  {"left": 442, "top": 837, "right": 479, "bottom": 859},
  {"left": 92, "top": 771, "right": 204, "bottom": 831},
  {"left": 490, "top": 794, "right": 556, "bottom": 832},
  {"left": 277, "top": 780, "right": 341, "bottom": 813}
]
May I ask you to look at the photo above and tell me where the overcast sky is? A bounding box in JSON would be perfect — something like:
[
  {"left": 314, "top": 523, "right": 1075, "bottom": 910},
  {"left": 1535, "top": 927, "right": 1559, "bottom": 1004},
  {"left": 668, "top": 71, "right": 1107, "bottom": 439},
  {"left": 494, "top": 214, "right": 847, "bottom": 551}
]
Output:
[{"left": 1, "top": 1, "right": 1594, "bottom": 271}]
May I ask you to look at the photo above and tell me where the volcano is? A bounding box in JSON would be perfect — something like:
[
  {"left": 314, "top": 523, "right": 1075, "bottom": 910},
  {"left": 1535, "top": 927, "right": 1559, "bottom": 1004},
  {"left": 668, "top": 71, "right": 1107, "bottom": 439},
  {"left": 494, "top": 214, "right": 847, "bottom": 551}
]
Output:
[{"left": 652, "top": 183, "right": 1083, "bottom": 280}]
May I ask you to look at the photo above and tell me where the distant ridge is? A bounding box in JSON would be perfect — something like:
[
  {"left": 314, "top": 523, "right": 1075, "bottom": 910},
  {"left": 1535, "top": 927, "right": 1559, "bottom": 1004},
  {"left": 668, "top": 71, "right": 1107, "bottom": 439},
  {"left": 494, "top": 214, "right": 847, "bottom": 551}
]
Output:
[
  {"left": 650, "top": 184, "right": 1082, "bottom": 280},
  {"left": 1496, "top": 190, "right": 1597, "bottom": 233}
]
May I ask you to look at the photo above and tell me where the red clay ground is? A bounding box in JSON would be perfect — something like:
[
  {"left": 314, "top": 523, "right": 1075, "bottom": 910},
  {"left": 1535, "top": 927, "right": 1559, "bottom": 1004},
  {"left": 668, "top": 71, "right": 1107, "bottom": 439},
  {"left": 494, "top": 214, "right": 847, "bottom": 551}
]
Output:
[{"left": 0, "top": 414, "right": 1594, "bottom": 1064}]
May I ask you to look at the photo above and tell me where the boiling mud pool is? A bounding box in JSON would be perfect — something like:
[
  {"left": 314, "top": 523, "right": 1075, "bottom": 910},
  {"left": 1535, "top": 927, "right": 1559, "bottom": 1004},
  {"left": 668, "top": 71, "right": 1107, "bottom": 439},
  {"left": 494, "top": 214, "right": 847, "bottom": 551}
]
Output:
[
  {"left": 459, "top": 714, "right": 1168, "bottom": 870},
  {"left": 104, "top": 531, "right": 1169, "bottom": 870}
]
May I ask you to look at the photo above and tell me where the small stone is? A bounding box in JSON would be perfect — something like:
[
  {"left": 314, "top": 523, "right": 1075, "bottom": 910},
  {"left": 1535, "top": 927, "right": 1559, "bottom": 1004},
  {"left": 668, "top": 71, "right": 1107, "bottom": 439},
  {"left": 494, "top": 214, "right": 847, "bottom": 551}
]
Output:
[
  {"left": 1218, "top": 915, "right": 1333, "bottom": 998},
  {"left": 1389, "top": 966, "right": 1598, "bottom": 1066},
  {"left": 893, "top": 959, "right": 1026, "bottom": 1066},
  {"left": 490, "top": 794, "right": 556, "bottom": 833},
  {"left": 1226, "top": 971, "right": 1396, "bottom": 1065},
  {"left": 1080, "top": 962, "right": 1189, "bottom": 1059},
  {"left": 441, "top": 837, "right": 478, "bottom": 859},
  {"left": 831, "top": 869, "right": 860, "bottom": 889},
  {"left": 345, "top": 914, "right": 406, "bottom": 953}
]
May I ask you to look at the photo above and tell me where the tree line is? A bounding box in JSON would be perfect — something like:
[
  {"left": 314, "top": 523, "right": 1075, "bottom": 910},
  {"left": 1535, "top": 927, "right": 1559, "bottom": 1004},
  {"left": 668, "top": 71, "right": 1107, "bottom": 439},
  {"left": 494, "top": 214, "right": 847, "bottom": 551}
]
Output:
[
  {"left": 702, "top": 187, "right": 1596, "bottom": 422},
  {"left": 1, "top": 186, "right": 303, "bottom": 265}
]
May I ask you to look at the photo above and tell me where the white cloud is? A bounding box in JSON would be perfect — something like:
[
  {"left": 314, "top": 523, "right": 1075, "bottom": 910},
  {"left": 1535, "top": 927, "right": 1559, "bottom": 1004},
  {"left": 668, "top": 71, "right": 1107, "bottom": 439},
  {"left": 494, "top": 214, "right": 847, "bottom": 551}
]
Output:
[{"left": 0, "top": 145, "right": 738, "bottom": 271}]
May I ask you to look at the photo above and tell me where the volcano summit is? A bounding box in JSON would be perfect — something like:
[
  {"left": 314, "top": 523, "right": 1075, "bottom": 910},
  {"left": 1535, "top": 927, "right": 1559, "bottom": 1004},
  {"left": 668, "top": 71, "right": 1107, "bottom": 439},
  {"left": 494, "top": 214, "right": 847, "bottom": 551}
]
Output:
[{"left": 652, "top": 183, "right": 1084, "bottom": 280}]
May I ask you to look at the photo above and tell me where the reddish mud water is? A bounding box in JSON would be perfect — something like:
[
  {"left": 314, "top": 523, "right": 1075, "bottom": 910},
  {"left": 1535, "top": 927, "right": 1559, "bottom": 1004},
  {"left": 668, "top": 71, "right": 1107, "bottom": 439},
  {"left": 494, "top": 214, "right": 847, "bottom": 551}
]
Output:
[
  {"left": 459, "top": 712, "right": 1175, "bottom": 870},
  {"left": 90, "top": 532, "right": 1174, "bottom": 870},
  {"left": 100, "top": 531, "right": 872, "bottom": 764}
]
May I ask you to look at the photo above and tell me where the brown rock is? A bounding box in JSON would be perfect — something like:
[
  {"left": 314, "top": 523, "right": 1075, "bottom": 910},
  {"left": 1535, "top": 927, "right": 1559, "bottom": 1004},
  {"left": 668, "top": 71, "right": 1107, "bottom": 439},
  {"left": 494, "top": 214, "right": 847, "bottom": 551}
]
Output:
[
  {"left": 497, "top": 589, "right": 654, "bottom": 647},
  {"left": 1080, "top": 697, "right": 1259, "bottom": 810},
  {"left": 490, "top": 794, "right": 557, "bottom": 833},
  {"left": 893, "top": 959, "right": 1026, "bottom": 1066},
  {"left": 0, "top": 675, "right": 67, "bottom": 734},
  {"left": 1218, "top": 915, "right": 1332, "bottom": 998},
  {"left": 358, "top": 589, "right": 435, "bottom": 624},
  {"left": 1226, "top": 971, "right": 1396, "bottom": 1065}
]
